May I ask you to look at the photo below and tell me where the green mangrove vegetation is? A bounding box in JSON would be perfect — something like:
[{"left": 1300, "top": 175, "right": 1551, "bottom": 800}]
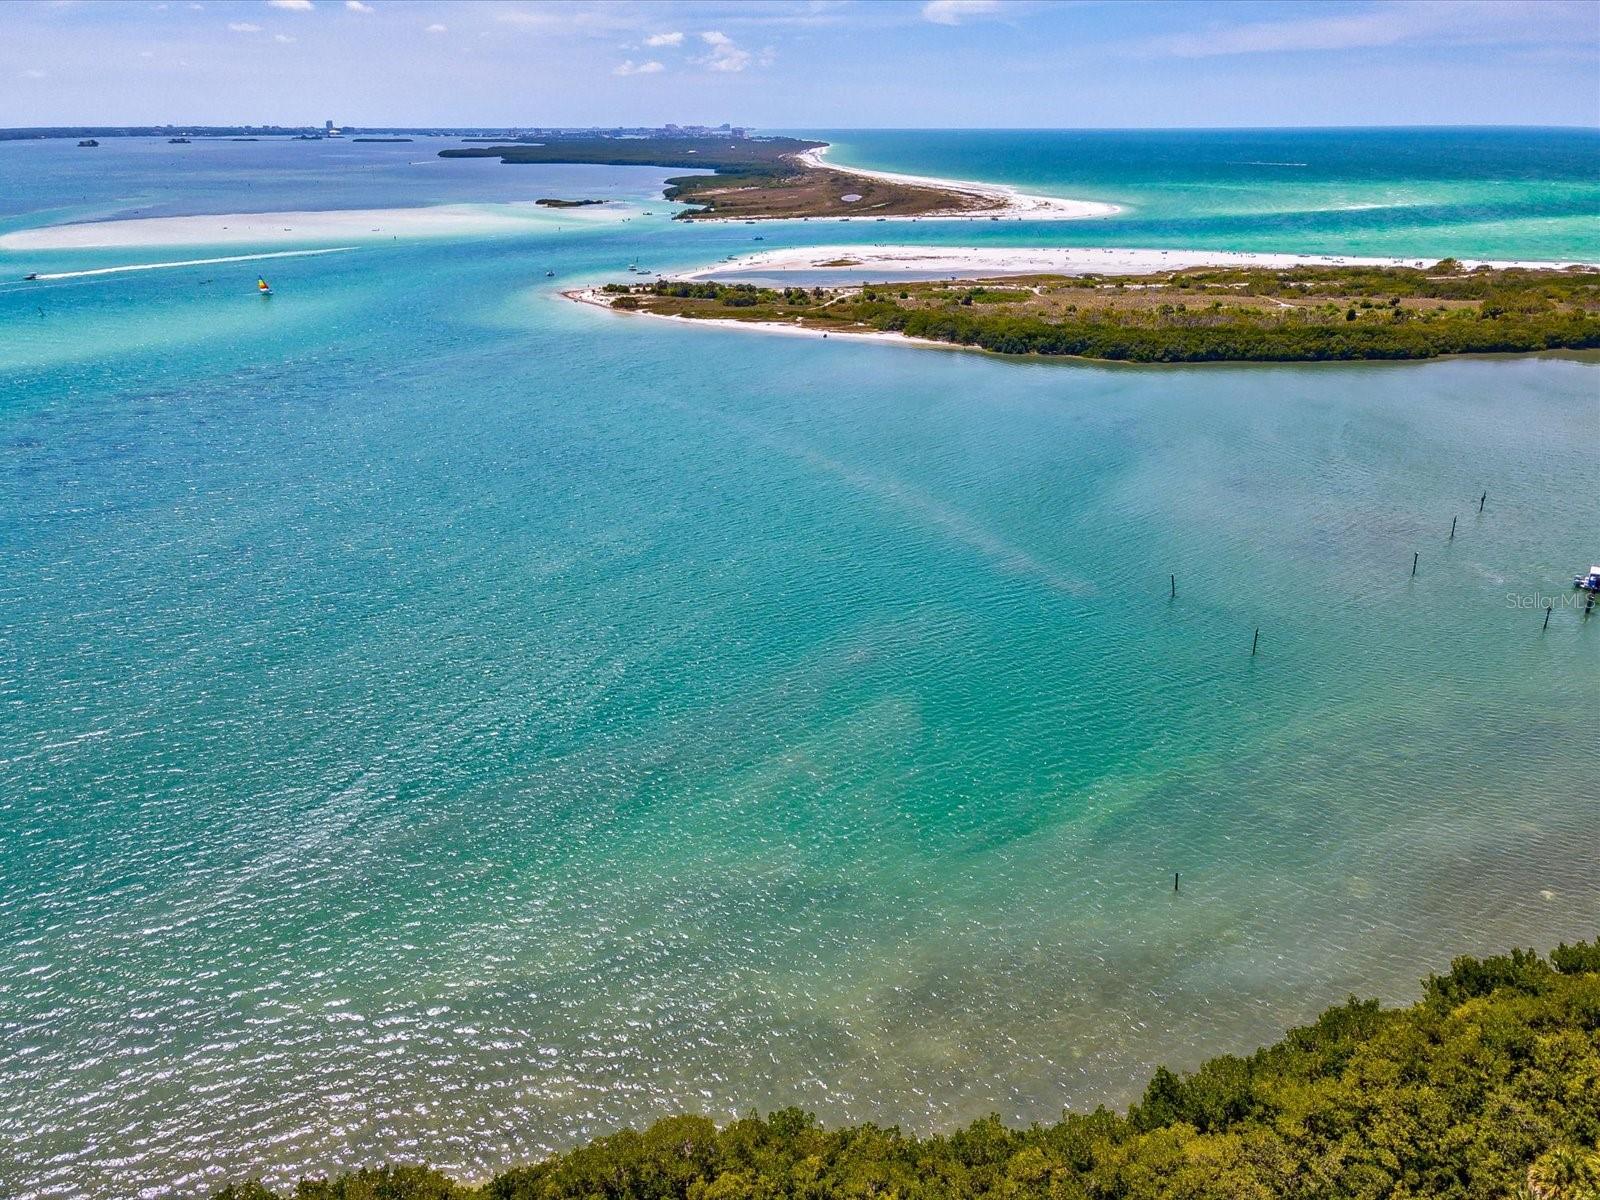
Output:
[
  {"left": 597, "top": 264, "right": 1600, "bottom": 362},
  {"left": 216, "top": 939, "right": 1600, "bottom": 1199},
  {"left": 440, "top": 137, "right": 983, "bottom": 219}
]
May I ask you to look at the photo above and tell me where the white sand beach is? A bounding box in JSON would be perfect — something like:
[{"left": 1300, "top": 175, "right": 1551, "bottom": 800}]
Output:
[
  {"left": 687, "top": 244, "right": 1596, "bottom": 280},
  {"left": 796, "top": 145, "right": 1120, "bottom": 221},
  {"left": 0, "top": 201, "right": 627, "bottom": 251},
  {"left": 565, "top": 286, "right": 960, "bottom": 352}
]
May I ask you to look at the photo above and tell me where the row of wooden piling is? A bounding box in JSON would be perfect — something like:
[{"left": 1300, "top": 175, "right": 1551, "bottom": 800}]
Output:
[{"left": 1172, "top": 487, "right": 1589, "bottom": 665}]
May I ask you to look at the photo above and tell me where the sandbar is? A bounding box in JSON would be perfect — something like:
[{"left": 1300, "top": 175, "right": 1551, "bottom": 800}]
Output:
[
  {"left": 688, "top": 244, "right": 1596, "bottom": 280},
  {"left": 795, "top": 146, "right": 1121, "bottom": 221},
  {"left": 0, "top": 201, "right": 627, "bottom": 251}
]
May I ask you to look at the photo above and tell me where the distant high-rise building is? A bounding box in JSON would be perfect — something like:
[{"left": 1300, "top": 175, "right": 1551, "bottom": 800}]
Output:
[{"left": 324, "top": 119, "right": 334, "bottom": 132}]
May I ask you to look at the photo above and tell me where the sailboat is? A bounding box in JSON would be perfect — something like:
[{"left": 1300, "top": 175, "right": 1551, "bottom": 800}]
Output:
[{"left": 257, "top": 277, "right": 272, "bottom": 296}]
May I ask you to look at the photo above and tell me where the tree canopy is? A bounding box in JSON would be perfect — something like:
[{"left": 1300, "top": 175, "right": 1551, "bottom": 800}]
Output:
[{"left": 218, "top": 939, "right": 1600, "bottom": 1200}]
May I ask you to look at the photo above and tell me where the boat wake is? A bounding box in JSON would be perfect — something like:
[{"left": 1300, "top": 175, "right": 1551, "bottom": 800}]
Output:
[{"left": 21, "top": 247, "right": 357, "bottom": 282}]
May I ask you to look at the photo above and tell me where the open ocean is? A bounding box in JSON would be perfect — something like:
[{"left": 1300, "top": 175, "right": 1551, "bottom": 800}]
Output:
[{"left": 2, "top": 129, "right": 1598, "bottom": 1200}]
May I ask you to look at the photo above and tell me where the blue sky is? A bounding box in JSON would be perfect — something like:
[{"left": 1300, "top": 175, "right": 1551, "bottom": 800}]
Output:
[{"left": 4, "top": 0, "right": 1598, "bottom": 129}]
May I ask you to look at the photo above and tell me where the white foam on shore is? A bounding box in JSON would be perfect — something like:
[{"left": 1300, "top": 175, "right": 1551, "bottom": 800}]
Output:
[
  {"left": 687, "top": 244, "right": 1597, "bottom": 280},
  {"left": 796, "top": 146, "right": 1121, "bottom": 222},
  {"left": 0, "top": 201, "right": 628, "bottom": 251},
  {"left": 24, "top": 247, "right": 356, "bottom": 281}
]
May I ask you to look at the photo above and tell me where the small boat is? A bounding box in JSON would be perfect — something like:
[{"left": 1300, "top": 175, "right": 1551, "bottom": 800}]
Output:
[
  {"left": 545, "top": 270, "right": 555, "bottom": 277},
  {"left": 78, "top": 139, "right": 99, "bottom": 148},
  {"left": 168, "top": 137, "right": 191, "bottom": 144},
  {"left": 1575, "top": 566, "right": 1600, "bottom": 592},
  {"left": 24, "top": 273, "right": 38, "bottom": 281},
  {"left": 257, "top": 277, "right": 272, "bottom": 296}
]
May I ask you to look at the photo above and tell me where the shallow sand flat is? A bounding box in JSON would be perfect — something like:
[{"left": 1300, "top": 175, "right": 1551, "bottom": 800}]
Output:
[
  {"left": 0, "top": 202, "right": 629, "bottom": 251},
  {"left": 796, "top": 146, "right": 1121, "bottom": 221},
  {"left": 688, "top": 244, "right": 1596, "bottom": 280}
]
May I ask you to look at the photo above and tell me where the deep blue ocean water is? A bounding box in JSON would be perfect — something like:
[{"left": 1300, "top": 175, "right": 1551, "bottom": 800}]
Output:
[{"left": 1, "top": 130, "right": 1597, "bottom": 1200}]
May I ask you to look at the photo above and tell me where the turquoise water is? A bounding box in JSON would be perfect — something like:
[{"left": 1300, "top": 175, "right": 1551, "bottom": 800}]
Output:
[
  {"left": 810, "top": 127, "right": 1600, "bottom": 261},
  {"left": 1, "top": 132, "right": 1598, "bottom": 1200}
]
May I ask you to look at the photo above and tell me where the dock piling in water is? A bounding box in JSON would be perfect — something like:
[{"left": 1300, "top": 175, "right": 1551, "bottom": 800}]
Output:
[
  {"left": 1450, "top": 516, "right": 1457, "bottom": 541},
  {"left": 1479, "top": 491, "right": 1487, "bottom": 513},
  {"left": 1174, "top": 872, "right": 1179, "bottom": 893},
  {"left": 1170, "top": 574, "right": 1176, "bottom": 600},
  {"left": 1544, "top": 603, "right": 1553, "bottom": 631},
  {"left": 1251, "top": 628, "right": 1260, "bottom": 656},
  {"left": 1412, "top": 551, "right": 1419, "bottom": 577}
]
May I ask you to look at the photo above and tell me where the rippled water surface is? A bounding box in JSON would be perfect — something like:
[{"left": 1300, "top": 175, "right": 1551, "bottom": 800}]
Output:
[
  {"left": 811, "top": 127, "right": 1600, "bottom": 261},
  {"left": 1, "top": 133, "right": 1598, "bottom": 1200}
]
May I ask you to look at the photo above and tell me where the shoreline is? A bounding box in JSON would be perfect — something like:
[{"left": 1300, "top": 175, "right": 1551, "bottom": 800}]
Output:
[
  {"left": 687, "top": 243, "right": 1599, "bottom": 281},
  {"left": 570, "top": 284, "right": 1600, "bottom": 368},
  {"left": 0, "top": 201, "right": 629, "bottom": 251},
  {"left": 564, "top": 285, "right": 965, "bottom": 353},
  {"left": 794, "top": 144, "right": 1121, "bottom": 222},
  {"left": 563, "top": 255, "right": 1600, "bottom": 365}
]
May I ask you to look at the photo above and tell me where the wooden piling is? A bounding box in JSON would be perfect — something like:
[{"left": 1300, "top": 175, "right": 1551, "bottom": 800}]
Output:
[
  {"left": 1479, "top": 491, "right": 1486, "bottom": 513},
  {"left": 1544, "top": 604, "right": 1553, "bottom": 631},
  {"left": 1170, "top": 574, "right": 1176, "bottom": 600},
  {"left": 1251, "top": 628, "right": 1260, "bottom": 656},
  {"left": 1450, "top": 516, "right": 1457, "bottom": 541},
  {"left": 1174, "top": 872, "right": 1180, "bottom": 893},
  {"left": 1412, "top": 551, "right": 1419, "bottom": 577}
]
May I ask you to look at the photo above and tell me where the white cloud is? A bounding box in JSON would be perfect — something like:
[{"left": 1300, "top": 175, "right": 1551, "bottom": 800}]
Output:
[
  {"left": 699, "top": 29, "right": 751, "bottom": 71},
  {"left": 921, "top": 0, "right": 1001, "bottom": 25},
  {"left": 20, "top": 68, "right": 49, "bottom": 79},
  {"left": 645, "top": 31, "right": 683, "bottom": 47},
  {"left": 266, "top": 0, "right": 314, "bottom": 9},
  {"left": 494, "top": 7, "right": 639, "bottom": 34},
  {"left": 227, "top": 21, "right": 262, "bottom": 32},
  {"left": 345, "top": 0, "right": 373, "bottom": 10},
  {"left": 1140, "top": 0, "right": 1599, "bottom": 58},
  {"left": 274, "top": 32, "right": 295, "bottom": 42},
  {"left": 613, "top": 58, "right": 665, "bottom": 75},
  {"left": 424, "top": 22, "right": 445, "bottom": 32}
]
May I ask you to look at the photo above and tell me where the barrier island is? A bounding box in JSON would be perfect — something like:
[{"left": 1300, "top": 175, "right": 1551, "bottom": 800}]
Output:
[
  {"left": 438, "top": 137, "right": 1104, "bottom": 221},
  {"left": 588, "top": 262, "right": 1600, "bottom": 363}
]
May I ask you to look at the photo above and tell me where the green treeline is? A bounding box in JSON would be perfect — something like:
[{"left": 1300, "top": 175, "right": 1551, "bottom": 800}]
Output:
[
  {"left": 217, "top": 940, "right": 1600, "bottom": 1200},
  {"left": 877, "top": 306, "right": 1600, "bottom": 362},
  {"left": 607, "top": 266, "right": 1600, "bottom": 363},
  {"left": 440, "top": 137, "right": 823, "bottom": 216}
]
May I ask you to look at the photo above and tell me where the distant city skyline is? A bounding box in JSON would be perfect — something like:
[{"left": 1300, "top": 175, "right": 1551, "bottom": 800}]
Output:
[{"left": 4, "top": 0, "right": 1598, "bottom": 130}]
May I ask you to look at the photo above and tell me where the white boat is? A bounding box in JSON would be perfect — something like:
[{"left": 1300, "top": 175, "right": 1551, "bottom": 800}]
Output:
[{"left": 1574, "top": 565, "right": 1600, "bottom": 592}]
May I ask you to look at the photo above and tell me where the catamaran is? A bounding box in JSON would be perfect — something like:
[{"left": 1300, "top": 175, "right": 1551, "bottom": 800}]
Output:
[{"left": 257, "top": 277, "right": 272, "bottom": 296}]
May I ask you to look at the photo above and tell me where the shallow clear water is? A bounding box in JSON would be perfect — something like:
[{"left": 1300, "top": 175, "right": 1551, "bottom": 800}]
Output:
[
  {"left": 1, "top": 132, "right": 1598, "bottom": 1200},
  {"left": 810, "top": 127, "right": 1600, "bottom": 261}
]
